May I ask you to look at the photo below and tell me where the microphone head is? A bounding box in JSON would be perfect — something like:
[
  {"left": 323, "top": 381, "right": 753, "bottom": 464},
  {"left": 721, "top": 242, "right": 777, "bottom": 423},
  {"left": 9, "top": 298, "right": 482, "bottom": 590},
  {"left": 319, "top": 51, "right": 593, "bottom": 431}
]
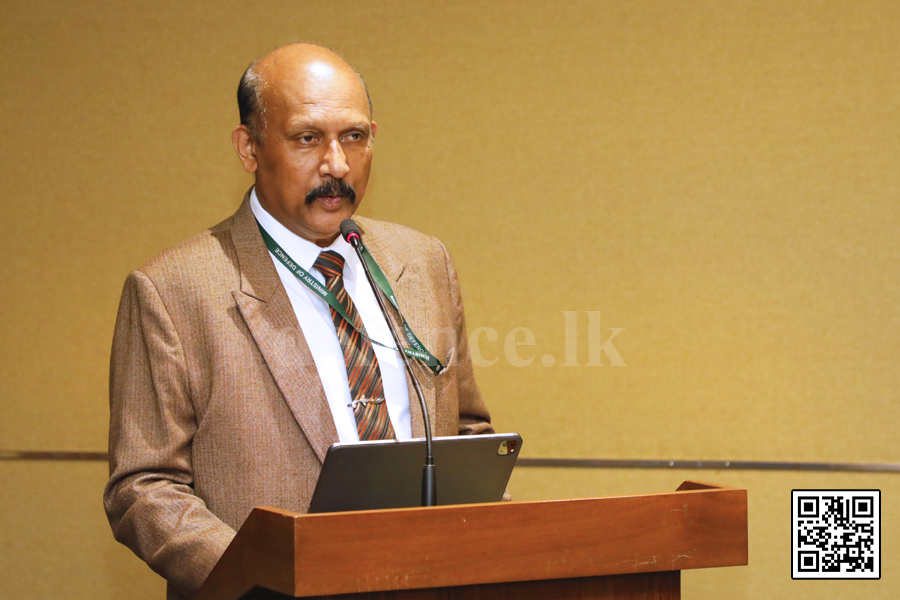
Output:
[{"left": 340, "top": 219, "right": 362, "bottom": 244}]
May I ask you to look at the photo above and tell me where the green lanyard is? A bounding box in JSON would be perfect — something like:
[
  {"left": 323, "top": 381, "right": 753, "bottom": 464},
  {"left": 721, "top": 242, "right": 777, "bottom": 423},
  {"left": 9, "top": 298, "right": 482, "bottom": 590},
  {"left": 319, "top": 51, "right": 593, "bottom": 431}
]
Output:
[{"left": 257, "top": 221, "right": 446, "bottom": 375}]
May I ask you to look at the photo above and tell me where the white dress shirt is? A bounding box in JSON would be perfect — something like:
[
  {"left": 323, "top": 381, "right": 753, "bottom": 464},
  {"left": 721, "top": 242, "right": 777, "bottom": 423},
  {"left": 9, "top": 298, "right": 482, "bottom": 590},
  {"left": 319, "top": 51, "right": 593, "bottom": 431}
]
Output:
[{"left": 250, "top": 189, "right": 412, "bottom": 442}]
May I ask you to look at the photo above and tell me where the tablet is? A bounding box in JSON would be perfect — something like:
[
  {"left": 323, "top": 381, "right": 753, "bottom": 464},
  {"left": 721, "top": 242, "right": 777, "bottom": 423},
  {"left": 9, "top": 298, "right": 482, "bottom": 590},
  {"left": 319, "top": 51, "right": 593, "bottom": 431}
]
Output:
[{"left": 307, "top": 433, "right": 522, "bottom": 513}]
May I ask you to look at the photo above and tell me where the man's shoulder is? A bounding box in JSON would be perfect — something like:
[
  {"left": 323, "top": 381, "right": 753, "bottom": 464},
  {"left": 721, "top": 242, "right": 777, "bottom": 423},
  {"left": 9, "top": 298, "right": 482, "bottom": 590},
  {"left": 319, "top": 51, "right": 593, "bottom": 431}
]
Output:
[
  {"left": 136, "top": 210, "right": 242, "bottom": 284},
  {"left": 355, "top": 216, "right": 446, "bottom": 257}
]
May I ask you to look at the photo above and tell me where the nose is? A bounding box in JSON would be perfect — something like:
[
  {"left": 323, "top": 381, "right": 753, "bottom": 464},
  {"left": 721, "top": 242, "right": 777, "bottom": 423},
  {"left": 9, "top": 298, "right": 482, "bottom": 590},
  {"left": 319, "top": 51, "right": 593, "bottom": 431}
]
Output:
[{"left": 319, "top": 139, "right": 350, "bottom": 179}]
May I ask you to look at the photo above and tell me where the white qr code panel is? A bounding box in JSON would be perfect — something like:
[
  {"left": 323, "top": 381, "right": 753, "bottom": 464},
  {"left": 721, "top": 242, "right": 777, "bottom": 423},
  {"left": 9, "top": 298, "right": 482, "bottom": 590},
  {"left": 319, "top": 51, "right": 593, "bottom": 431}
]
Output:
[{"left": 792, "top": 489, "right": 880, "bottom": 579}]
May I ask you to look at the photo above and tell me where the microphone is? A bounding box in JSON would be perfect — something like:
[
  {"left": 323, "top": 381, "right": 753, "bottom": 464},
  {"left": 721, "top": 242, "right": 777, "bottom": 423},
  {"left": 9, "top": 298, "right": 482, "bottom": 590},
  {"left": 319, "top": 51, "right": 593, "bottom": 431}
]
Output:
[{"left": 340, "top": 219, "right": 437, "bottom": 507}]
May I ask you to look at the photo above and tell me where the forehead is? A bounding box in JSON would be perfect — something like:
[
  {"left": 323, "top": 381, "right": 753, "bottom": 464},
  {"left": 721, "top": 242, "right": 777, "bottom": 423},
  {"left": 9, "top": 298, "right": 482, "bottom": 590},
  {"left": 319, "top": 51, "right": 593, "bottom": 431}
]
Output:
[{"left": 264, "top": 59, "right": 371, "bottom": 122}]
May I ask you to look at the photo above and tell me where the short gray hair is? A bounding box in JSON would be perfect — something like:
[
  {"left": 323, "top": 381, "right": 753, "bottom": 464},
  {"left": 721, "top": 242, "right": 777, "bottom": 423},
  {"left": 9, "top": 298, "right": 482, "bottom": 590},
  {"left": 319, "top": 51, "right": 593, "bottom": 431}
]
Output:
[{"left": 237, "top": 58, "right": 267, "bottom": 145}]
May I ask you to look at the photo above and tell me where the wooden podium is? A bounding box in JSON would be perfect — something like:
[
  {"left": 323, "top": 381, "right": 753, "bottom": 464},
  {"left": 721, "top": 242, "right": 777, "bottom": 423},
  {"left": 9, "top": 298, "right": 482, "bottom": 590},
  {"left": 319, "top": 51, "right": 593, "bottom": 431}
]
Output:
[{"left": 195, "top": 481, "right": 747, "bottom": 600}]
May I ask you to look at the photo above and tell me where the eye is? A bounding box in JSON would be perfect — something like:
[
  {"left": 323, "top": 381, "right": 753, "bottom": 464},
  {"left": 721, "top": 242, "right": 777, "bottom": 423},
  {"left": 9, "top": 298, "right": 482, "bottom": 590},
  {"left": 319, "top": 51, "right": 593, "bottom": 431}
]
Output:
[
  {"left": 290, "top": 132, "right": 318, "bottom": 145},
  {"left": 343, "top": 130, "right": 366, "bottom": 142}
]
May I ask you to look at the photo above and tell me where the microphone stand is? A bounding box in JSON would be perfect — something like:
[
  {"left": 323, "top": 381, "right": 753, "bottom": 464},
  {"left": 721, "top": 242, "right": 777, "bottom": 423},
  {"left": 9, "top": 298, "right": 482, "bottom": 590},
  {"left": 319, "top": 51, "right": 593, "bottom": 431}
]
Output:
[{"left": 343, "top": 225, "right": 436, "bottom": 507}]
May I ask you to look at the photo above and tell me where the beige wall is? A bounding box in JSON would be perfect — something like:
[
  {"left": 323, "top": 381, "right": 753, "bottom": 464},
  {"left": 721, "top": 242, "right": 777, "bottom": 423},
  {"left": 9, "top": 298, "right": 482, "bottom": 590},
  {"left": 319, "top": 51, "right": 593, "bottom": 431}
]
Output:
[{"left": 1, "top": 1, "right": 898, "bottom": 598}]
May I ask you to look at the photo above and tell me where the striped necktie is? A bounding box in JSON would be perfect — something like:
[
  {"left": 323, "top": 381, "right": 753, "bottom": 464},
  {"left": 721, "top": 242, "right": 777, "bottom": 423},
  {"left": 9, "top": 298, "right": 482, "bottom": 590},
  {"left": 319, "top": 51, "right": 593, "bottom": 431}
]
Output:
[{"left": 313, "top": 250, "right": 396, "bottom": 441}]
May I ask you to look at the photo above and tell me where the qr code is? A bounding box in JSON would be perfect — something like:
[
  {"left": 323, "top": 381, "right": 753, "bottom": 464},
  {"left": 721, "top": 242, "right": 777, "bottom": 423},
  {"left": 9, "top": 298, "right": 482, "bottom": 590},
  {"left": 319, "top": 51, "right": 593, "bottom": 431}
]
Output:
[{"left": 792, "top": 489, "right": 880, "bottom": 579}]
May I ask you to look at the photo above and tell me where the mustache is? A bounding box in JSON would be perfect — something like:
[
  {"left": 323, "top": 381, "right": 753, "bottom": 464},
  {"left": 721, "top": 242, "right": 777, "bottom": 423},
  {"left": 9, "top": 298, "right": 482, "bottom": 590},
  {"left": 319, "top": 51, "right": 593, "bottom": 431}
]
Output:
[{"left": 305, "top": 179, "right": 357, "bottom": 204}]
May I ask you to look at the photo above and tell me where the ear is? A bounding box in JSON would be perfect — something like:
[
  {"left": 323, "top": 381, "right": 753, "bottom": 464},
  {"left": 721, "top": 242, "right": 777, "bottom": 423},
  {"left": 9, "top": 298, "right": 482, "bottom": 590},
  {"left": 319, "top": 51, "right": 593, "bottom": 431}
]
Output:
[
  {"left": 370, "top": 120, "right": 377, "bottom": 140},
  {"left": 232, "top": 125, "right": 258, "bottom": 173}
]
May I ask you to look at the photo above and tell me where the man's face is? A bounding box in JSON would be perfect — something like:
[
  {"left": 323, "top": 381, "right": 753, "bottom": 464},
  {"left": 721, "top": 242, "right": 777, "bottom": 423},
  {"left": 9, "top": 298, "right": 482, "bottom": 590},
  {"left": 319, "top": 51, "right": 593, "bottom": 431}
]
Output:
[{"left": 235, "top": 57, "right": 376, "bottom": 246}]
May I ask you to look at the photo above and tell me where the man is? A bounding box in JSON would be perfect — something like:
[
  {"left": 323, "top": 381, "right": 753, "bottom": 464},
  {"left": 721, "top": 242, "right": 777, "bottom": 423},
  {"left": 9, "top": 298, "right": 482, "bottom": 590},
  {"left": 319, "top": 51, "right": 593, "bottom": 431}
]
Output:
[{"left": 104, "top": 44, "right": 494, "bottom": 600}]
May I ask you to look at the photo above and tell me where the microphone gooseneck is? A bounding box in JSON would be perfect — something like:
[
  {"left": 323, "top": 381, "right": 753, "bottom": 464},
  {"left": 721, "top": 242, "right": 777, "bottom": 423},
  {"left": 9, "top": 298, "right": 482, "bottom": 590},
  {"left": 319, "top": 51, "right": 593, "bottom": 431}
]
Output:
[{"left": 339, "top": 218, "right": 437, "bottom": 507}]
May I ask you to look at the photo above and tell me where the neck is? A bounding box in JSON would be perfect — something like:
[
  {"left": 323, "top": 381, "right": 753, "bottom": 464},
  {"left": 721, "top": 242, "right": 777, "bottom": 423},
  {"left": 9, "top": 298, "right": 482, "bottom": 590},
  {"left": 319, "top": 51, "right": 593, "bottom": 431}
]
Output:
[{"left": 314, "top": 233, "right": 340, "bottom": 248}]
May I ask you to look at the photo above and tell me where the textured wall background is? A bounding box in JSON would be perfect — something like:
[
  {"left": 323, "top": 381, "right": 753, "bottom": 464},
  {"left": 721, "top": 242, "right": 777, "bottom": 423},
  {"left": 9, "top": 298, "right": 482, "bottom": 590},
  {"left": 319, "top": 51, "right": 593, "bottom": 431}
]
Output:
[{"left": 1, "top": 1, "right": 898, "bottom": 598}]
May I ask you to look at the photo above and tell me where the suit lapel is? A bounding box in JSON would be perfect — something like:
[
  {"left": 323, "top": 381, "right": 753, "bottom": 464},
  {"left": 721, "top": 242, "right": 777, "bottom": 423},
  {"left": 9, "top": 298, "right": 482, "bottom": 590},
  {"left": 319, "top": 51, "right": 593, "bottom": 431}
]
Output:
[
  {"left": 229, "top": 198, "right": 338, "bottom": 462},
  {"left": 358, "top": 219, "right": 436, "bottom": 439}
]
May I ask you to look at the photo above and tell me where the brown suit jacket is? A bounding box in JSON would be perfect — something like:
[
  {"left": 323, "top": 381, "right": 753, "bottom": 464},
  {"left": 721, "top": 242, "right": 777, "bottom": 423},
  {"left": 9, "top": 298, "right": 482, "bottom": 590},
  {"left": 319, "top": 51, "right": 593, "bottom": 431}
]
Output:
[{"left": 104, "top": 198, "right": 493, "bottom": 599}]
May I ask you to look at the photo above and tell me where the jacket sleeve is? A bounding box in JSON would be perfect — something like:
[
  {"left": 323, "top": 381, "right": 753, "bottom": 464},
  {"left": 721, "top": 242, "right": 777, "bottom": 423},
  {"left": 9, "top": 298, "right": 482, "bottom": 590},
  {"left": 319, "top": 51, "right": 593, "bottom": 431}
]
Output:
[
  {"left": 436, "top": 240, "right": 495, "bottom": 437},
  {"left": 104, "top": 270, "right": 235, "bottom": 597}
]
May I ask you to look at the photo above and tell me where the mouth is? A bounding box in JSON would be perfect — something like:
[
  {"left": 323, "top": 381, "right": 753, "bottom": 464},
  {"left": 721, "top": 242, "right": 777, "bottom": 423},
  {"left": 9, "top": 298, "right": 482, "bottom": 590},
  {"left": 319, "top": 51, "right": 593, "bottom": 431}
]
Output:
[
  {"left": 306, "top": 179, "right": 357, "bottom": 207},
  {"left": 315, "top": 195, "right": 346, "bottom": 209}
]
